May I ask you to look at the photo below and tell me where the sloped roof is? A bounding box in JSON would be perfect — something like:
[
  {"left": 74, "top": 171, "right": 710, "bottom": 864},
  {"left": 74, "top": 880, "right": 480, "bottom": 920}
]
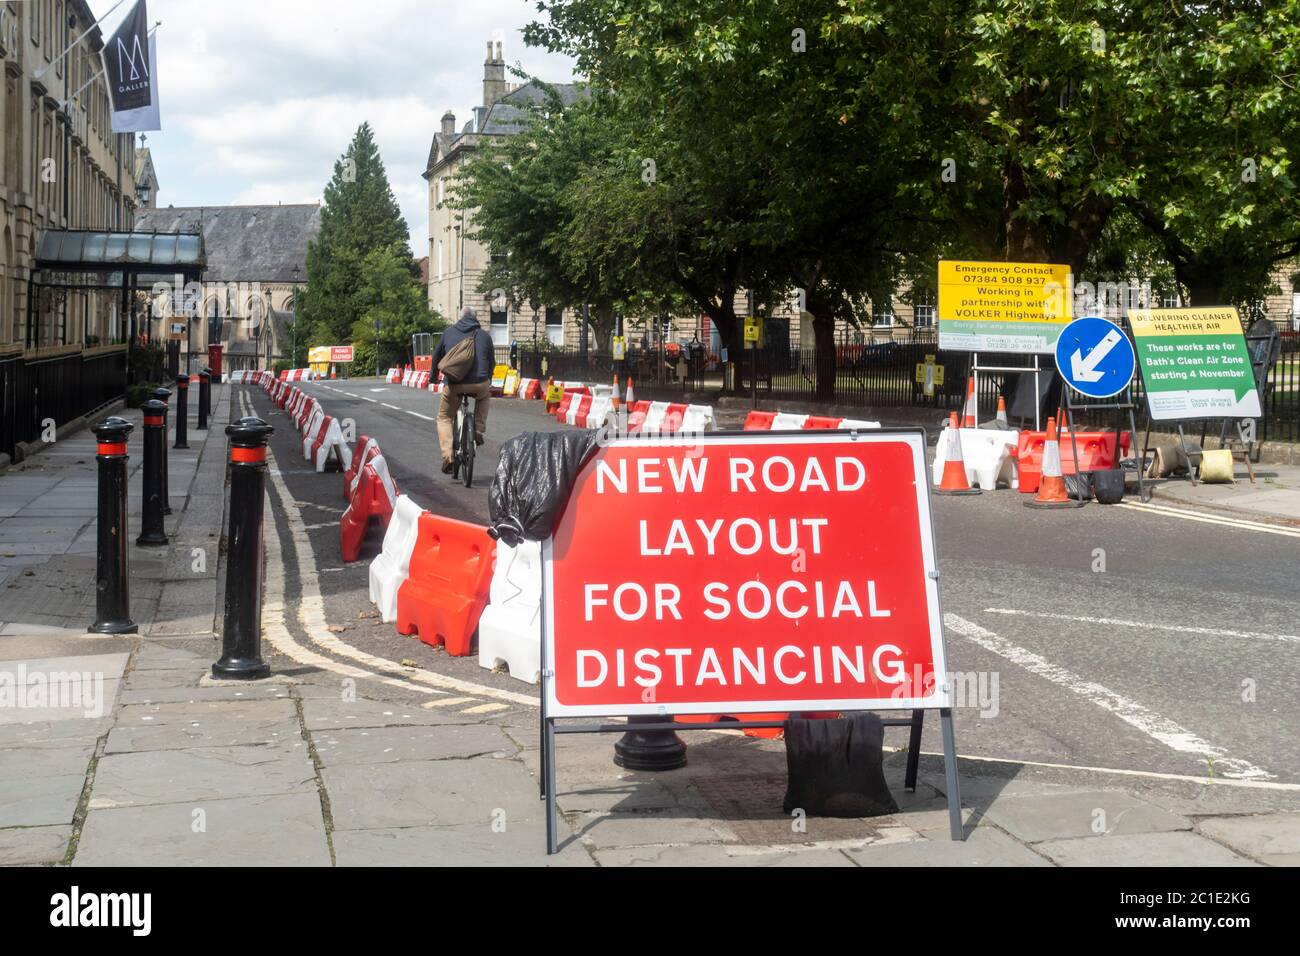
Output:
[
  {"left": 479, "top": 82, "right": 584, "bottom": 135},
  {"left": 425, "top": 81, "right": 585, "bottom": 175},
  {"left": 134, "top": 204, "right": 320, "bottom": 282},
  {"left": 134, "top": 147, "right": 157, "bottom": 187}
]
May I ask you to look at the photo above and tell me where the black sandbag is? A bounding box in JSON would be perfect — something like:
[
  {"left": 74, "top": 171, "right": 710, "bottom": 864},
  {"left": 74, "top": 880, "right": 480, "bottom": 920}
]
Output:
[
  {"left": 488, "top": 431, "right": 601, "bottom": 546},
  {"left": 782, "top": 713, "right": 899, "bottom": 818}
]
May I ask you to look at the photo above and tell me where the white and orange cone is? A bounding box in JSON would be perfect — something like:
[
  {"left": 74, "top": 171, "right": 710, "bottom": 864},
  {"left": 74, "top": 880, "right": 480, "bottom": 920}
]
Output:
[
  {"left": 934, "top": 412, "right": 980, "bottom": 495},
  {"left": 611, "top": 374, "right": 621, "bottom": 410},
  {"left": 625, "top": 377, "right": 636, "bottom": 406},
  {"left": 1026, "top": 417, "right": 1083, "bottom": 508},
  {"left": 995, "top": 395, "right": 1008, "bottom": 427},
  {"left": 962, "top": 375, "right": 978, "bottom": 428}
]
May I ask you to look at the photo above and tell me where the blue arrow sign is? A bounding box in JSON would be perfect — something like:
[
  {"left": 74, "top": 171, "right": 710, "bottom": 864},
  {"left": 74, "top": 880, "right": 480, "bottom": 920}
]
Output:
[{"left": 1055, "top": 316, "right": 1135, "bottom": 399}]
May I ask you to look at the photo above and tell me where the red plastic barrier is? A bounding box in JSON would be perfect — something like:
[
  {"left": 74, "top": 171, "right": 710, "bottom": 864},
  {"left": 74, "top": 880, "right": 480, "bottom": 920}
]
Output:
[
  {"left": 676, "top": 710, "right": 839, "bottom": 739},
  {"left": 279, "top": 370, "right": 288, "bottom": 381},
  {"left": 1017, "top": 430, "right": 1132, "bottom": 493},
  {"left": 523, "top": 379, "right": 542, "bottom": 400},
  {"left": 344, "top": 436, "right": 381, "bottom": 501},
  {"left": 743, "top": 411, "right": 777, "bottom": 430},
  {"left": 802, "top": 416, "right": 842, "bottom": 430},
  {"left": 626, "top": 401, "right": 652, "bottom": 432},
  {"left": 394, "top": 513, "right": 496, "bottom": 656},
  {"left": 661, "top": 403, "right": 688, "bottom": 433},
  {"left": 553, "top": 391, "right": 577, "bottom": 423},
  {"left": 339, "top": 456, "right": 398, "bottom": 562}
]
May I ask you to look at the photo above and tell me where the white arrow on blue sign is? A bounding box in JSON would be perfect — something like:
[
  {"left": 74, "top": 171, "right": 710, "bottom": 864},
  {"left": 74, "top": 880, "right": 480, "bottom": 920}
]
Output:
[{"left": 1055, "top": 316, "right": 1136, "bottom": 399}]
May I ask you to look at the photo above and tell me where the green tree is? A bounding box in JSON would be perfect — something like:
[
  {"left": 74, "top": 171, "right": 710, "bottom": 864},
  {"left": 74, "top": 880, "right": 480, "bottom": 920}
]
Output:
[
  {"left": 300, "top": 123, "right": 412, "bottom": 348},
  {"left": 347, "top": 243, "right": 444, "bottom": 375}
]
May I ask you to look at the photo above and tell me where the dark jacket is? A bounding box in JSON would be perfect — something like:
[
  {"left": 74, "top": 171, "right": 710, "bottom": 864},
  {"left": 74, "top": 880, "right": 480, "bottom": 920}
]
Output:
[{"left": 432, "top": 315, "right": 495, "bottom": 384}]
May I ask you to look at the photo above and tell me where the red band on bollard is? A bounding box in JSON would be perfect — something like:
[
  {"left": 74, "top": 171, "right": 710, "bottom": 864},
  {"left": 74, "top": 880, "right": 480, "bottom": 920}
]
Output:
[
  {"left": 144, "top": 416, "right": 163, "bottom": 426},
  {"left": 97, "top": 442, "right": 127, "bottom": 456},
  {"left": 230, "top": 447, "right": 266, "bottom": 463},
  {"left": 178, "top": 381, "right": 189, "bottom": 389}
]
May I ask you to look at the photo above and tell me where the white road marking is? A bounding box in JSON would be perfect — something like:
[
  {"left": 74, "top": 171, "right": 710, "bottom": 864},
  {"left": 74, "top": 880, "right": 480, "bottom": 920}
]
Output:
[
  {"left": 890, "top": 746, "right": 1300, "bottom": 791},
  {"left": 362, "top": 397, "right": 378, "bottom": 403},
  {"left": 1118, "top": 500, "right": 1300, "bottom": 538},
  {"left": 944, "top": 612, "right": 1272, "bottom": 780},
  {"left": 261, "top": 430, "right": 538, "bottom": 708},
  {"left": 405, "top": 410, "right": 435, "bottom": 421},
  {"left": 421, "top": 697, "right": 477, "bottom": 708},
  {"left": 381, "top": 402, "right": 401, "bottom": 410},
  {"left": 343, "top": 392, "right": 359, "bottom": 398},
  {"left": 983, "top": 608, "right": 1300, "bottom": 646}
]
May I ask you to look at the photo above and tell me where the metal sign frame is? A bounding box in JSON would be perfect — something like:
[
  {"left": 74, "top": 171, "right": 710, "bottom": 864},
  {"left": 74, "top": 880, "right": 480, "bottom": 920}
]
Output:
[{"left": 535, "top": 427, "right": 963, "bottom": 854}]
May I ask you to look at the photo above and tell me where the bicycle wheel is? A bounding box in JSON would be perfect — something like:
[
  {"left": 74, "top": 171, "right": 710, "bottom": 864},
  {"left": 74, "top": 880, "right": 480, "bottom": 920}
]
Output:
[
  {"left": 451, "top": 402, "right": 463, "bottom": 480},
  {"left": 461, "top": 402, "right": 475, "bottom": 487}
]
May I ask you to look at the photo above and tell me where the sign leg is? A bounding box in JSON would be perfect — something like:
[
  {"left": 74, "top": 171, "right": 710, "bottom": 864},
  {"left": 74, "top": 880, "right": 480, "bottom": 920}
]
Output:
[
  {"left": 904, "top": 709, "right": 924, "bottom": 791},
  {"left": 544, "top": 719, "right": 559, "bottom": 855},
  {"left": 940, "top": 708, "right": 963, "bottom": 841}
]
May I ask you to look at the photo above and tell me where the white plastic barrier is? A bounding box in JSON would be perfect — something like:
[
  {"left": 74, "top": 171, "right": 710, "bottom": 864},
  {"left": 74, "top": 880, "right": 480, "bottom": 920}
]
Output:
[
  {"left": 367, "top": 494, "right": 424, "bottom": 622},
  {"left": 582, "top": 395, "right": 613, "bottom": 429},
  {"left": 681, "top": 404, "right": 715, "bottom": 432},
  {"left": 314, "top": 418, "right": 353, "bottom": 473},
  {"left": 931, "top": 426, "right": 1019, "bottom": 490},
  {"left": 301, "top": 408, "right": 326, "bottom": 459},
  {"left": 477, "top": 540, "right": 543, "bottom": 684},
  {"left": 386, "top": 367, "right": 400, "bottom": 383},
  {"left": 401, "top": 369, "right": 414, "bottom": 387}
]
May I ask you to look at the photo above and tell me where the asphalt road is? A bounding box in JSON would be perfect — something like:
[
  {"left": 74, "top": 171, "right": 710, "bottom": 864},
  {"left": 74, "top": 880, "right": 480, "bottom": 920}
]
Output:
[{"left": 239, "top": 376, "right": 1300, "bottom": 791}]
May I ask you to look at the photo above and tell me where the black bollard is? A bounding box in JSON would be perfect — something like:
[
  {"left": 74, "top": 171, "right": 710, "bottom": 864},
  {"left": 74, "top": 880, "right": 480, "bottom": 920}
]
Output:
[
  {"left": 135, "top": 400, "right": 169, "bottom": 547},
  {"left": 613, "top": 715, "right": 687, "bottom": 771},
  {"left": 173, "top": 374, "right": 190, "bottom": 449},
  {"left": 197, "top": 367, "right": 211, "bottom": 432},
  {"left": 88, "top": 417, "right": 138, "bottom": 634},
  {"left": 151, "top": 387, "right": 172, "bottom": 515},
  {"left": 213, "top": 416, "right": 275, "bottom": 680}
]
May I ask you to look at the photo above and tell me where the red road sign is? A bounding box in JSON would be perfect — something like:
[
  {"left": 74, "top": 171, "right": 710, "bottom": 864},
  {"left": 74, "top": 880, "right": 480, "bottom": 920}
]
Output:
[
  {"left": 330, "top": 346, "right": 355, "bottom": 363},
  {"left": 543, "top": 430, "right": 951, "bottom": 717}
]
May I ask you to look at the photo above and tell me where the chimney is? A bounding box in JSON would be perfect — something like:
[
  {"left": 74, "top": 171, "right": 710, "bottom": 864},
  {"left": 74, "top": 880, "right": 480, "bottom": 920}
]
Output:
[
  {"left": 441, "top": 110, "right": 456, "bottom": 137},
  {"left": 483, "top": 38, "right": 506, "bottom": 106}
]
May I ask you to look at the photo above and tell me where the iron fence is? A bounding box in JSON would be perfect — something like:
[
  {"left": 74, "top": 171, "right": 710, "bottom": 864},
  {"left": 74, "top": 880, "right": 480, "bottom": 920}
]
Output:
[
  {"left": 0, "top": 348, "right": 128, "bottom": 461},
  {"left": 497, "top": 332, "right": 1300, "bottom": 443}
]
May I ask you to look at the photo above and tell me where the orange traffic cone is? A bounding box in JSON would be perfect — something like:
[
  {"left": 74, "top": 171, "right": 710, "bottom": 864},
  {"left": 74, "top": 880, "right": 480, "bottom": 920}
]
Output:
[
  {"left": 544, "top": 376, "right": 558, "bottom": 413},
  {"left": 962, "top": 376, "right": 978, "bottom": 428},
  {"left": 934, "top": 412, "right": 980, "bottom": 495},
  {"left": 1026, "top": 417, "right": 1082, "bottom": 508},
  {"left": 625, "top": 377, "right": 636, "bottom": 406},
  {"left": 611, "top": 375, "right": 621, "bottom": 410},
  {"left": 995, "top": 395, "right": 1008, "bottom": 426}
]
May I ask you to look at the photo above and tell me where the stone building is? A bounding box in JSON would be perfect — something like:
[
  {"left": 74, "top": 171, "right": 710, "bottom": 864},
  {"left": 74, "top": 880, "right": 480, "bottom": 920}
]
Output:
[
  {"left": 135, "top": 204, "right": 320, "bottom": 372},
  {"left": 0, "top": 0, "right": 141, "bottom": 353}
]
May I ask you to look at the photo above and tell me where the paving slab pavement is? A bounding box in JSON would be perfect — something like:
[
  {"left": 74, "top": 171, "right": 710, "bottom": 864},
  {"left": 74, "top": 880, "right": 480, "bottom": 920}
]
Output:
[{"left": 3, "top": 378, "right": 1299, "bottom": 867}]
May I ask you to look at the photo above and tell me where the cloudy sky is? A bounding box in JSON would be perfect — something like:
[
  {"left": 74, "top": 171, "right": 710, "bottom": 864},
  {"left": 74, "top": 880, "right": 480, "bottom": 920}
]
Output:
[{"left": 90, "top": 0, "right": 578, "bottom": 254}]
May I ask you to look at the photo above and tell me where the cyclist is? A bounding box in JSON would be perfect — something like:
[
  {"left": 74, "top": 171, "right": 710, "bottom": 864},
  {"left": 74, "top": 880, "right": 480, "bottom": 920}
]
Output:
[{"left": 433, "top": 307, "right": 495, "bottom": 474}]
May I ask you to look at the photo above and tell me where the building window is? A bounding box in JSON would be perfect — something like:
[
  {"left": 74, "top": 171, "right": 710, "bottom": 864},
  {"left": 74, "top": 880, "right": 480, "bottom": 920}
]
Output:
[
  {"left": 871, "top": 298, "right": 894, "bottom": 328},
  {"left": 437, "top": 178, "right": 445, "bottom": 204},
  {"left": 436, "top": 239, "right": 444, "bottom": 281},
  {"left": 545, "top": 306, "right": 563, "bottom": 346},
  {"left": 489, "top": 302, "right": 508, "bottom": 347},
  {"left": 1160, "top": 292, "right": 1180, "bottom": 308},
  {"left": 912, "top": 291, "right": 935, "bottom": 328}
]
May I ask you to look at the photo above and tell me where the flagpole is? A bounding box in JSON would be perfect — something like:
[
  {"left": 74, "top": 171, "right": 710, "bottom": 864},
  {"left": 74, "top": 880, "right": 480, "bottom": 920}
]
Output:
[{"left": 34, "top": 0, "right": 133, "bottom": 81}]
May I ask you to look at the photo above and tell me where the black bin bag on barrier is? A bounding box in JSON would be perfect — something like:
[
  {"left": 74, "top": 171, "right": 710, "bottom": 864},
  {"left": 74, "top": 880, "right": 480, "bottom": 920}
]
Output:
[
  {"left": 488, "top": 431, "right": 601, "bottom": 546},
  {"left": 783, "top": 713, "right": 899, "bottom": 818}
]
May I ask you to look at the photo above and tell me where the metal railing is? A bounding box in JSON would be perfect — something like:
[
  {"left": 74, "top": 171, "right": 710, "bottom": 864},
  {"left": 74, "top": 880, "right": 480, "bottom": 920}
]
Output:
[{"left": 0, "top": 347, "right": 128, "bottom": 461}]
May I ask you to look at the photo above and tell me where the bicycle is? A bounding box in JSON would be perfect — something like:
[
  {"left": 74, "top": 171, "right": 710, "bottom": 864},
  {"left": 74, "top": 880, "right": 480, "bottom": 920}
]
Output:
[{"left": 450, "top": 392, "right": 476, "bottom": 487}]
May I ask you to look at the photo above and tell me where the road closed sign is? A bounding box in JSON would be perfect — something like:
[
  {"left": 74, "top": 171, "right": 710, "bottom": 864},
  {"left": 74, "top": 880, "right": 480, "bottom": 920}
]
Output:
[{"left": 542, "top": 431, "right": 952, "bottom": 717}]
